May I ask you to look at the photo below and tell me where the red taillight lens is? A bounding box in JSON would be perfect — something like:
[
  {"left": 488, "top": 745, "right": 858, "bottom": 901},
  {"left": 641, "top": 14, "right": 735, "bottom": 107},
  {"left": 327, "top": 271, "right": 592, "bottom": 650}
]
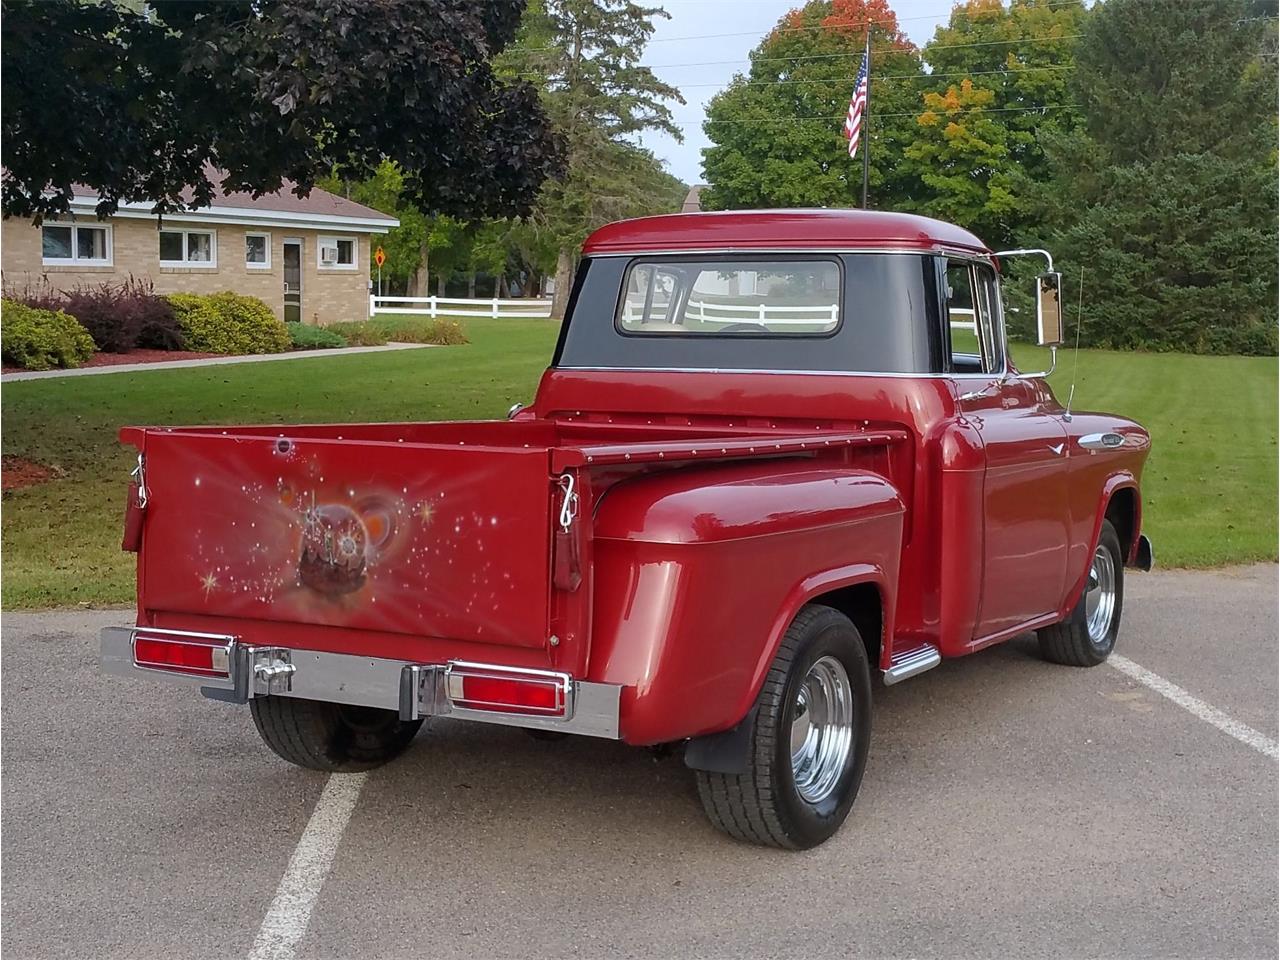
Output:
[
  {"left": 134, "top": 636, "right": 229, "bottom": 677},
  {"left": 447, "top": 666, "right": 568, "bottom": 716}
]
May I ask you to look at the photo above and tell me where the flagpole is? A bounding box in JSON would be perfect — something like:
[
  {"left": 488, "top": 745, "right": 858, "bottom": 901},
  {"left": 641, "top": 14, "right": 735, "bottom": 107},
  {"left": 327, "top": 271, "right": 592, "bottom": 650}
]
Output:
[{"left": 861, "top": 26, "right": 871, "bottom": 209}]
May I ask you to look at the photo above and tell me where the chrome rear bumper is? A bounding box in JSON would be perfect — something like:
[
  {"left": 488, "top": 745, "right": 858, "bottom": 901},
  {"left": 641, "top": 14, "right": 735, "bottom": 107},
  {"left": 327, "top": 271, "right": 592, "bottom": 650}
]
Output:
[{"left": 101, "top": 626, "right": 622, "bottom": 739}]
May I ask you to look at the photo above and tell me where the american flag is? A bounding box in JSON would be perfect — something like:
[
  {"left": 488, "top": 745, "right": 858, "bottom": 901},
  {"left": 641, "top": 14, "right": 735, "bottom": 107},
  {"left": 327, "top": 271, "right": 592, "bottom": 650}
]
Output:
[{"left": 843, "top": 50, "right": 869, "bottom": 159}]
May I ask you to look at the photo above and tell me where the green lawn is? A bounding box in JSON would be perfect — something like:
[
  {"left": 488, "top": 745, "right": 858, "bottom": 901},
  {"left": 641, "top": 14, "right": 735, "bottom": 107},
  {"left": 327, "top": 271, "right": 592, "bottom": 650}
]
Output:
[{"left": 1, "top": 319, "right": 1274, "bottom": 608}]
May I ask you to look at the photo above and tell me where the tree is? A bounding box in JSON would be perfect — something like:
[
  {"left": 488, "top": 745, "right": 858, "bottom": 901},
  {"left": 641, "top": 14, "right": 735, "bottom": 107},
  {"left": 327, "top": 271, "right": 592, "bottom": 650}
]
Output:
[
  {"left": 902, "top": 0, "right": 1086, "bottom": 246},
  {"left": 701, "top": 0, "right": 926, "bottom": 213},
  {"left": 1035, "top": 0, "right": 1277, "bottom": 354},
  {"left": 514, "top": 0, "right": 687, "bottom": 316},
  {"left": 1, "top": 0, "right": 562, "bottom": 223}
]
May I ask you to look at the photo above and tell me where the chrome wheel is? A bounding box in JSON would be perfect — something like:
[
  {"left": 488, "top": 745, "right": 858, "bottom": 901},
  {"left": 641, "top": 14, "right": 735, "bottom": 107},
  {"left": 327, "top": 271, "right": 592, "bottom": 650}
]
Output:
[
  {"left": 1084, "top": 544, "right": 1117, "bottom": 644},
  {"left": 789, "top": 655, "right": 854, "bottom": 804}
]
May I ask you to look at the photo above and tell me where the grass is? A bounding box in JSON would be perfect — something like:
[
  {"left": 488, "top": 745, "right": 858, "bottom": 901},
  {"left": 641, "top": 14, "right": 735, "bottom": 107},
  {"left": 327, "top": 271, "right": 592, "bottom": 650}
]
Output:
[{"left": 1, "top": 317, "right": 1274, "bottom": 608}]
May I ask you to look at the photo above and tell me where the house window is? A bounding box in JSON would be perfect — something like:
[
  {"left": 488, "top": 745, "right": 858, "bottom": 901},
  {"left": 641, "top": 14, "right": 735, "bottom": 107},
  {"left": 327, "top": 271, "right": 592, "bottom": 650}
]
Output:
[
  {"left": 41, "top": 223, "right": 112, "bottom": 266},
  {"left": 245, "top": 232, "right": 271, "bottom": 269},
  {"left": 317, "top": 236, "right": 356, "bottom": 270},
  {"left": 159, "top": 229, "right": 216, "bottom": 267}
]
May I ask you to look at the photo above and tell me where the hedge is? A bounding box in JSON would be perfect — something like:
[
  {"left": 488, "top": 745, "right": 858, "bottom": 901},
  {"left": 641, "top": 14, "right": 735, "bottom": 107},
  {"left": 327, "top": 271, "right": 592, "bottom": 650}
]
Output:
[
  {"left": 166, "top": 292, "right": 290, "bottom": 355},
  {"left": 286, "top": 322, "right": 348, "bottom": 350},
  {"left": 1, "top": 299, "right": 95, "bottom": 370}
]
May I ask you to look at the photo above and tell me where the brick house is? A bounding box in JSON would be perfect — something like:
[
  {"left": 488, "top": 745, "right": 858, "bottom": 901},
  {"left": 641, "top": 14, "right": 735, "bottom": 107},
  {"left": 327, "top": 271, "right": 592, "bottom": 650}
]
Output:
[{"left": 1, "top": 179, "right": 398, "bottom": 326}]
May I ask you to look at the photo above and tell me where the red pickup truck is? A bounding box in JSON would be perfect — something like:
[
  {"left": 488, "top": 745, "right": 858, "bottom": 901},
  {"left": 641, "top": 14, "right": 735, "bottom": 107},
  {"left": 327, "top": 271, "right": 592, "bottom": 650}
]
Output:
[{"left": 101, "top": 209, "right": 1152, "bottom": 849}]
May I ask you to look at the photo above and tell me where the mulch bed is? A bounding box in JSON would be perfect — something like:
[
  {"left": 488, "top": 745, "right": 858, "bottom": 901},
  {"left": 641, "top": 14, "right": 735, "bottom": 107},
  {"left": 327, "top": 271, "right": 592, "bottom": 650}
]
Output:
[
  {"left": 2, "top": 456, "right": 60, "bottom": 491},
  {"left": 2, "top": 348, "right": 226, "bottom": 373}
]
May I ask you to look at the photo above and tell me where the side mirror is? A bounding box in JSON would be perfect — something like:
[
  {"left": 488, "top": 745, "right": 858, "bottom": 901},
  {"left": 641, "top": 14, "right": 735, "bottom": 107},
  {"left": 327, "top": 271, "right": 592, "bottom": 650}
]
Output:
[{"left": 1036, "top": 271, "right": 1064, "bottom": 347}]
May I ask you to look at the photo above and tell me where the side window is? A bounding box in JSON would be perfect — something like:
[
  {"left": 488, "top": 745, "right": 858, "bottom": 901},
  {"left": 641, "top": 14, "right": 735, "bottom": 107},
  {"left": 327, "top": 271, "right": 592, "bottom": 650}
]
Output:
[
  {"left": 972, "top": 263, "right": 1005, "bottom": 374},
  {"left": 945, "top": 260, "right": 1004, "bottom": 374}
]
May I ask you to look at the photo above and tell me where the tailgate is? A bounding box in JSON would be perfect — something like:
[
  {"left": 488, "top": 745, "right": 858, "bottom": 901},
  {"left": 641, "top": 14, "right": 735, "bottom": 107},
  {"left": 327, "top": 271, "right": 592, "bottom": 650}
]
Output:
[{"left": 137, "top": 430, "right": 554, "bottom": 649}]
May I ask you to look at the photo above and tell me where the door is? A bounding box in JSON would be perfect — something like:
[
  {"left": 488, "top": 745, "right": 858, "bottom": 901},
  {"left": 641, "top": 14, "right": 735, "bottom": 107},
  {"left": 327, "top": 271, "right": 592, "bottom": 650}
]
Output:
[
  {"left": 946, "top": 258, "right": 1070, "bottom": 638},
  {"left": 283, "top": 239, "right": 302, "bottom": 322}
]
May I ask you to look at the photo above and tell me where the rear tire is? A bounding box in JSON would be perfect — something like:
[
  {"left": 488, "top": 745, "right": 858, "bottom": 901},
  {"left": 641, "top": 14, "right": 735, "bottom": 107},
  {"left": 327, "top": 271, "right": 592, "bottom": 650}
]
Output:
[
  {"left": 694, "top": 604, "right": 873, "bottom": 850},
  {"left": 1038, "top": 519, "right": 1125, "bottom": 667},
  {"left": 250, "top": 697, "right": 423, "bottom": 772}
]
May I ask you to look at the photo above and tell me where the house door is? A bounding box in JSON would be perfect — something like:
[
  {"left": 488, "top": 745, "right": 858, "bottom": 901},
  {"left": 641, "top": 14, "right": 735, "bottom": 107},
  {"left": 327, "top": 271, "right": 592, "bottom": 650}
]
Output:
[{"left": 283, "top": 239, "right": 302, "bottom": 322}]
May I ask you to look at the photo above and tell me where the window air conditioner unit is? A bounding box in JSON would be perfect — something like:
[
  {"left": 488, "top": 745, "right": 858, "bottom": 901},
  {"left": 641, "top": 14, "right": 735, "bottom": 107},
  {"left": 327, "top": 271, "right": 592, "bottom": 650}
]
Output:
[{"left": 320, "top": 246, "right": 339, "bottom": 265}]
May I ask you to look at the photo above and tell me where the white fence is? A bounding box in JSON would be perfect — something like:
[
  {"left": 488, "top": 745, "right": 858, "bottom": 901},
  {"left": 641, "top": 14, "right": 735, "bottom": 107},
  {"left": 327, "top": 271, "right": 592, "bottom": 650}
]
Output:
[
  {"left": 370, "top": 295, "right": 553, "bottom": 319},
  {"left": 369, "top": 294, "right": 980, "bottom": 333}
]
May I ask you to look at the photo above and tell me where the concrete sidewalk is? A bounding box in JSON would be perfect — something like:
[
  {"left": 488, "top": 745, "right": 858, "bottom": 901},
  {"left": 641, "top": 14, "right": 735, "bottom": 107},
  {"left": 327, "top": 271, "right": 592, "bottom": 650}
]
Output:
[{"left": 1, "top": 342, "right": 433, "bottom": 382}]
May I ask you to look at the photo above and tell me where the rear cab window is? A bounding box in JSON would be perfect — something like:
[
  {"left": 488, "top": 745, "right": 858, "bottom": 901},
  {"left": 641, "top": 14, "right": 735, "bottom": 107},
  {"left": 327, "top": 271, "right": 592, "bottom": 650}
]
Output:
[{"left": 617, "top": 258, "right": 841, "bottom": 337}]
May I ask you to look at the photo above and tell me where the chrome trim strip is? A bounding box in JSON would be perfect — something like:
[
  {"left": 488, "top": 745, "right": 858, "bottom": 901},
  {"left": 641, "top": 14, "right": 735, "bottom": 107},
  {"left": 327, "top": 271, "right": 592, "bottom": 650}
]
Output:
[
  {"left": 883, "top": 644, "right": 942, "bottom": 686},
  {"left": 553, "top": 364, "right": 1007, "bottom": 381}
]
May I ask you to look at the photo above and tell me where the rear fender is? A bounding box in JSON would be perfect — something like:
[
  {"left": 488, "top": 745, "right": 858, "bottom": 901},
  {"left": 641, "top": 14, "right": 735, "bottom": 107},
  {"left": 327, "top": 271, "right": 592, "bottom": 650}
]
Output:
[
  {"left": 590, "top": 459, "right": 903, "bottom": 745},
  {"left": 685, "top": 562, "right": 893, "bottom": 775}
]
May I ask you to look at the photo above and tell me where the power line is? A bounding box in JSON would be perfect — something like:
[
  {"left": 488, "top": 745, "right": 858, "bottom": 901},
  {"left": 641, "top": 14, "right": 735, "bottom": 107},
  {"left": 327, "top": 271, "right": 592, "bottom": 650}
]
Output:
[
  {"left": 674, "top": 64, "right": 1072, "bottom": 90},
  {"left": 691, "top": 103, "right": 1076, "bottom": 126},
  {"left": 512, "top": 0, "right": 1090, "bottom": 51},
  {"left": 517, "top": 33, "right": 1083, "bottom": 75}
]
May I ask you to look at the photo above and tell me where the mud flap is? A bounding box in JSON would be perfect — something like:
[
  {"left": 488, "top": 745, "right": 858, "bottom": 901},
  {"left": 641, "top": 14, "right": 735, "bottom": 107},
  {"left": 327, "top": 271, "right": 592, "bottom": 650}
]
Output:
[{"left": 683, "top": 706, "right": 759, "bottom": 775}]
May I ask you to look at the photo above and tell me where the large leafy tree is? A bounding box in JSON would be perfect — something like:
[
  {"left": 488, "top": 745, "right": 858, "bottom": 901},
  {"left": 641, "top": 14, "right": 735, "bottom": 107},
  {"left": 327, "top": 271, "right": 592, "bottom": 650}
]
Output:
[
  {"left": 514, "top": 0, "right": 687, "bottom": 315},
  {"left": 701, "top": 0, "right": 926, "bottom": 212},
  {"left": 1, "top": 0, "right": 562, "bottom": 223},
  {"left": 1035, "top": 0, "right": 1277, "bottom": 354},
  {"left": 903, "top": 0, "right": 1085, "bottom": 246}
]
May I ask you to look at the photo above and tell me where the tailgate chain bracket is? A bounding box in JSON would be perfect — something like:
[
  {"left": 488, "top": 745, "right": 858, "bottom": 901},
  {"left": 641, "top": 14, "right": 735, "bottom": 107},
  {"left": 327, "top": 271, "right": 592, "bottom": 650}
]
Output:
[
  {"left": 556, "top": 472, "right": 580, "bottom": 532},
  {"left": 251, "top": 647, "right": 296, "bottom": 696}
]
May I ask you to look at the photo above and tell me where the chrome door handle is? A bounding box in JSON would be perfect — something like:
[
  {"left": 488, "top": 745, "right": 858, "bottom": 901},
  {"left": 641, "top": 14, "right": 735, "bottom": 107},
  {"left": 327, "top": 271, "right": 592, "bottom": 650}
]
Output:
[{"left": 1079, "top": 432, "right": 1125, "bottom": 450}]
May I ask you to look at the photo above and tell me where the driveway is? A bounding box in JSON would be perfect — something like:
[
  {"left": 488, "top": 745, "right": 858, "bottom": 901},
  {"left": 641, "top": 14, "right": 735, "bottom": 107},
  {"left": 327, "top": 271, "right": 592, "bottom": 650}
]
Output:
[{"left": 3, "top": 565, "right": 1276, "bottom": 959}]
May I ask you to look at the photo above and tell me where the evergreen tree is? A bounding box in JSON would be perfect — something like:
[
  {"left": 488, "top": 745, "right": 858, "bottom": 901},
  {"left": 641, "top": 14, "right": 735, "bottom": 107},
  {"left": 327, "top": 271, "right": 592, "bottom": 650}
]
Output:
[
  {"left": 701, "top": 0, "right": 926, "bottom": 212},
  {"left": 1038, "top": 0, "right": 1277, "bottom": 354},
  {"left": 515, "top": 0, "right": 687, "bottom": 316}
]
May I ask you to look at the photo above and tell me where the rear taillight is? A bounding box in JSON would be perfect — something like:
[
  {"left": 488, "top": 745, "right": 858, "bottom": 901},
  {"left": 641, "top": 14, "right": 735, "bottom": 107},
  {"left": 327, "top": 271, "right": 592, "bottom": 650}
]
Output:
[
  {"left": 445, "top": 663, "right": 570, "bottom": 717},
  {"left": 133, "top": 634, "right": 231, "bottom": 678}
]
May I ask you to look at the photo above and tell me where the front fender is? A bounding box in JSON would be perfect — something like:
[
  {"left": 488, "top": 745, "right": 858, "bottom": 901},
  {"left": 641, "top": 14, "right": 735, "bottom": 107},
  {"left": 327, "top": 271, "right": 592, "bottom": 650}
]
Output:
[{"left": 588, "top": 460, "right": 903, "bottom": 745}]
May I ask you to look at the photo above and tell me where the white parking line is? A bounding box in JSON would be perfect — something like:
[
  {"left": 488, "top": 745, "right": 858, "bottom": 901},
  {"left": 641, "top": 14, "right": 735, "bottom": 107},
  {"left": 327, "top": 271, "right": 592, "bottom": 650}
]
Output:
[
  {"left": 1108, "top": 654, "right": 1279, "bottom": 760},
  {"left": 248, "top": 772, "right": 368, "bottom": 960}
]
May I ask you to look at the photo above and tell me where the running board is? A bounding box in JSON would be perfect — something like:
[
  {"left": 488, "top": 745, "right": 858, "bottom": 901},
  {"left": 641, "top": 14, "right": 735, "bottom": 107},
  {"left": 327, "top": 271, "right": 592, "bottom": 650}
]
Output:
[{"left": 884, "top": 644, "right": 941, "bottom": 685}]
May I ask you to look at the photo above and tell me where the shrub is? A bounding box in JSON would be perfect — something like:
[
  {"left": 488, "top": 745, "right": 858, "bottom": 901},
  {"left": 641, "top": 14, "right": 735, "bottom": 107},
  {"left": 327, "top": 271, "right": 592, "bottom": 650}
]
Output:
[
  {"left": 286, "top": 322, "right": 348, "bottom": 350},
  {"left": 1, "top": 299, "right": 95, "bottom": 370},
  {"left": 63, "top": 282, "right": 141, "bottom": 352},
  {"left": 380, "top": 317, "right": 469, "bottom": 345},
  {"left": 330, "top": 321, "right": 389, "bottom": 347},
  {"left": 167, "top": 292, "right": 290, "bottom": 354},
  {"left": 5, "top": 276, "right": 182, "bottom": 353},
  {"left": 3, "top": 276, "right": 64, "bottom": 313},
  {"left": 122, "top": 278, "right": 184, "bottom": 351}
]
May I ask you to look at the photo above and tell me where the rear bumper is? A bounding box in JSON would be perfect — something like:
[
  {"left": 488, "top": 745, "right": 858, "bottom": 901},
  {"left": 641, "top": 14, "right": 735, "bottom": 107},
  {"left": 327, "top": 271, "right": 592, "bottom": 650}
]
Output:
[{"left": 101, "top": 626, "right": 622, "bottom": 740}]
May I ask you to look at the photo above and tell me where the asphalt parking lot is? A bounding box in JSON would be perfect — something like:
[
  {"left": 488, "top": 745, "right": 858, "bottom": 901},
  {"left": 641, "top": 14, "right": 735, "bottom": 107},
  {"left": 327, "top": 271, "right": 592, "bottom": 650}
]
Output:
[{"left": 3, "top": 565, "right": 1276, "bottom": 960}]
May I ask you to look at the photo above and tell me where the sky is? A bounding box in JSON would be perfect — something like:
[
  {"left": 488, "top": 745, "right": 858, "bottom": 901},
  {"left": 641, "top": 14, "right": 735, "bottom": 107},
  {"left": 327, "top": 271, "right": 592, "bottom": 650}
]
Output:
[{"left": 638, "top": 0, "right": 961, "bottom": 185}]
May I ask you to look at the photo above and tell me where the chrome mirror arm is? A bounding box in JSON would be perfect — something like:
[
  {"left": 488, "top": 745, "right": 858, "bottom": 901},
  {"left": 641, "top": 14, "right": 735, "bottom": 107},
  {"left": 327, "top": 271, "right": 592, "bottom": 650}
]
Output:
[{"left": 993, "top": 248, "right": 1054, "bottom": 271}]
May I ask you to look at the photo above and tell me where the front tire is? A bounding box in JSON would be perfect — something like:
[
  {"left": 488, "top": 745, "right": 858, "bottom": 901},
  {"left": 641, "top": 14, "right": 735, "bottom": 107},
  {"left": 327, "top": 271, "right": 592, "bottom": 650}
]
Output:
[
  {"left": 1038, "top": 519, "right": 1125, "bottom": 667},
  {"left": 695, "top": 604, "right": 873, "bottom": 850},
  {"left": 250, "top": 697, "right": 424, "bottom": 772}
]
